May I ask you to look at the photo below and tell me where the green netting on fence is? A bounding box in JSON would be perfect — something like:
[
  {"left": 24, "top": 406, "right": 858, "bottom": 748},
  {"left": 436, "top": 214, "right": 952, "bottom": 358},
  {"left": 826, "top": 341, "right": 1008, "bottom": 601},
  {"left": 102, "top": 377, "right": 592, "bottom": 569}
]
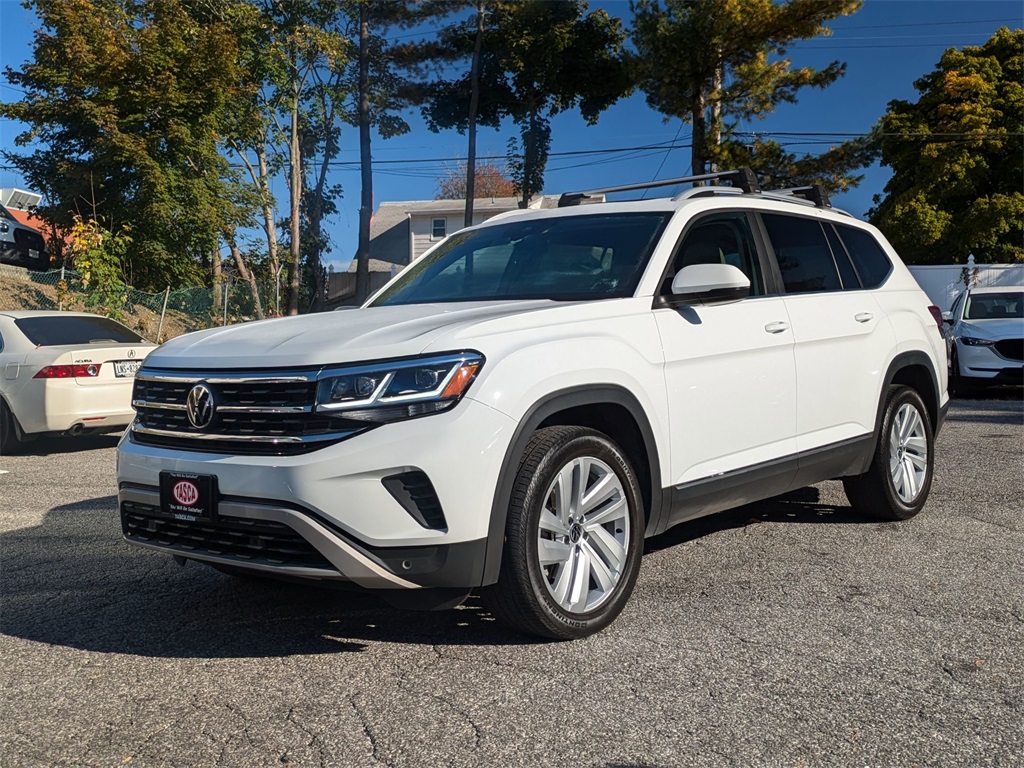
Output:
[{"left": 0, "top": 264, "right": 266, "bottom": 342}]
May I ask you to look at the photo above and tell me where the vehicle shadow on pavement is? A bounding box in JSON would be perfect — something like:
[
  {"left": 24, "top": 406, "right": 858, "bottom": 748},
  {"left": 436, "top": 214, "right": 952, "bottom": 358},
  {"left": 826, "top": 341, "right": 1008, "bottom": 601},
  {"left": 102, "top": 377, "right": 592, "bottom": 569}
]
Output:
[
  {"left": 0, "top": 495, "right": 543, "bottom": 657},
  {"left": 6, "top": 434, "right": 121, "bottom": 457},
  {"left": 3, "top": 487, "right": 872, "bottom": 658},
  {"left": 644, "top": 485, "right": 867, "bottom": 555}
]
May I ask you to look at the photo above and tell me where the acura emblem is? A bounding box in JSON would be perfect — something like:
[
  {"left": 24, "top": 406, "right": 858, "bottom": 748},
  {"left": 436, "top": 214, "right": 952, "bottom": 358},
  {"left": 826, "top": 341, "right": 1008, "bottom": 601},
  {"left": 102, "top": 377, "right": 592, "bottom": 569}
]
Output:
[
  {"left": 186, "top": 383, "right": 216, "bottom": 429},
  {"left": 127, "top": 349, "right": 136, "bottom": 359}
]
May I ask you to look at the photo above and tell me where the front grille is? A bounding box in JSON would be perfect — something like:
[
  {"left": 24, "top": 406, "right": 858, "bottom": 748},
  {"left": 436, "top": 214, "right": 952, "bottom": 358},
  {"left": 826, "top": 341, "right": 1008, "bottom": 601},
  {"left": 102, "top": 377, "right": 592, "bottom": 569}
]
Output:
[
  {"left": 131, "top": 371, "right": 369, "bottom": 455},
  {"left": 994, "top": 338, "right": 1024, "bottom": 361},
  {"left": 121, "top": 500, "right": 335, "bottom": 570},
  {"left": 14, "top": 228, "right": 46, "bottom": 254}
]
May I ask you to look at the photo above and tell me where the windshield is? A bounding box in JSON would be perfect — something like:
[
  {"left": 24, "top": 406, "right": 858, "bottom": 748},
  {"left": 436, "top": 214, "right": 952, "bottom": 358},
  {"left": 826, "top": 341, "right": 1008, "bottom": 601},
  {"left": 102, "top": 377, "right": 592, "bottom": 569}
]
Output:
[
  {"left": 15, "top": 315, "right": 146, "bottom": 346},
  {"left": 371, "top": 213, "right": 670, "bottom": 306},
  {"left": 964, "top": 292, "right": 1024, "bottom": 320}
]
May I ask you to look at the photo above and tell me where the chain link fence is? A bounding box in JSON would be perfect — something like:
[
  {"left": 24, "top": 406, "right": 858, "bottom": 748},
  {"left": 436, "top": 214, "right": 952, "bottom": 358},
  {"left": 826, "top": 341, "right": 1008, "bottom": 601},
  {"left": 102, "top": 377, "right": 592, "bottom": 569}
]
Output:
[{"left": 0, "top": 264, "right": 266, "bottom": 342}]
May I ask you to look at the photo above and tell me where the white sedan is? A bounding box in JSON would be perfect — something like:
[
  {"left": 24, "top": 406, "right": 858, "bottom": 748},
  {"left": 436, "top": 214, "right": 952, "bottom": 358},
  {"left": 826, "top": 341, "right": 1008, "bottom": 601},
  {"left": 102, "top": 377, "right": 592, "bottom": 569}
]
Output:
[{"left": 0, "top": 311, "right": 155, "bottom": 452}]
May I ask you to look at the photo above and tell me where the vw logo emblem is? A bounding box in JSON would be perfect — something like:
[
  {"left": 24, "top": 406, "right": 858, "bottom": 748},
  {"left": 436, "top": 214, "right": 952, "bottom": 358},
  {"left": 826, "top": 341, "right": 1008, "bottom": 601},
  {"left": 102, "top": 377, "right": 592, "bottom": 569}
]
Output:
[{"left": 186, "top": 383, "right": 216, "bottom": 429}]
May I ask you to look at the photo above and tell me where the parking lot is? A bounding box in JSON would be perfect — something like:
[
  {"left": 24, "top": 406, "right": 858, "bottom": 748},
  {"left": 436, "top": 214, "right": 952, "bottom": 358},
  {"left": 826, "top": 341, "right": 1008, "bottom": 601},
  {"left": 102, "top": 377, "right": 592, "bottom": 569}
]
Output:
[{"left": 1, "top": 396, "right": 1021, "bottom": 767}]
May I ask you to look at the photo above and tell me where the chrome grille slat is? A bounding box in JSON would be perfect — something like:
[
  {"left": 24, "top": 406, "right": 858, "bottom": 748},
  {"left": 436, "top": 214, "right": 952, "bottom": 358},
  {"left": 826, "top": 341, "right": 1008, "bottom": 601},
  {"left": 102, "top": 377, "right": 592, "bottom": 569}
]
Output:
[{"left": 131, "top": 369, "right": 363, "bottom": 455}]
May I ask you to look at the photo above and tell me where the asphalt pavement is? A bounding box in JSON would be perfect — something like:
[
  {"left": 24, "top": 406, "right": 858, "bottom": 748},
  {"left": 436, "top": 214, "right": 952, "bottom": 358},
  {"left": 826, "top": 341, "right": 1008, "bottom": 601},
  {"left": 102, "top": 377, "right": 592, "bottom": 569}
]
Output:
[{"left": 1, "top": 397, "right": 1021, "bottom": 767}]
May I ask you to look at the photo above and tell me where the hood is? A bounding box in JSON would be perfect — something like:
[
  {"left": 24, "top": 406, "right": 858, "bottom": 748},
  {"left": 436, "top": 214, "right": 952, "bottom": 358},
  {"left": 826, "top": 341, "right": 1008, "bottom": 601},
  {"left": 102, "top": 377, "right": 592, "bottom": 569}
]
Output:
[
  {"left": 144, "top": 300, "right": 560, "bottom": 370},
  {"left": 958, "top": 318, "right": 1023, "bottom": 340}
]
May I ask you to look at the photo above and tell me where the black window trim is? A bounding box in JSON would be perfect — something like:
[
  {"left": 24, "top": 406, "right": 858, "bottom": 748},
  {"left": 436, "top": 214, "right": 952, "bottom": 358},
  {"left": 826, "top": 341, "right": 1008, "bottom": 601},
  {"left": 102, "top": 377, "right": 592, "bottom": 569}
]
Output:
[{"left": 821, "top": 221, "right": 864, "bottom": 291}]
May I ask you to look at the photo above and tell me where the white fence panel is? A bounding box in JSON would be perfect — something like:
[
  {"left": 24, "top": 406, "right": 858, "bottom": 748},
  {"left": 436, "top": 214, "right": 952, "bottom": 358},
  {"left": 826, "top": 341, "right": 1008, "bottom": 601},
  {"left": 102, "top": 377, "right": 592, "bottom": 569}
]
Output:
[{"left": 907, "top": 263, "right": 1024, "bottom": 310}]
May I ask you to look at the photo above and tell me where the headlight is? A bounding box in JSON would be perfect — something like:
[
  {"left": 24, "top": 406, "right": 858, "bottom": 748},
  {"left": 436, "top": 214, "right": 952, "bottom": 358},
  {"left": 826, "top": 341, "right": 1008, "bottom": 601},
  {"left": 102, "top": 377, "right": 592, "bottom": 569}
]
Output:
[
  {"left": 960, "top": 335, "right": 996, "bottom": 346},
  {"left": 315, "top": 352, "right": 483, "bottom": 423}
]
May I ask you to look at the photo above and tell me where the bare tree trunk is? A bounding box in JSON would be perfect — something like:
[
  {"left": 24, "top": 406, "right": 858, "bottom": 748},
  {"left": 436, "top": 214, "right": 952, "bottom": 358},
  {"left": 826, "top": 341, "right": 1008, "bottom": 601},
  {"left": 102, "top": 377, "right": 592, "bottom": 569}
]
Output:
[
  {"left": 287, "top": 82, "right": 302, "bottom": 316},
  {"left": 211, "top": 247, "right": 222, "bottom": 312},
  {"left": 355, "top": 2, "right": 372, "bottom": 303},
  {"left": 691, "top": 92, "right": 707, "bottom": 182},
  {"left": 230, "top": 239, "right": 265, "bottom": 320},
  {"left": 256, "top": 144, "right": 280, "bottom": 315},
  {"left": 464, "top": 0, "right": 485, "bottom": 228},
  {"left": 709, "top": 56, "right": 723, "bottom": 176}
]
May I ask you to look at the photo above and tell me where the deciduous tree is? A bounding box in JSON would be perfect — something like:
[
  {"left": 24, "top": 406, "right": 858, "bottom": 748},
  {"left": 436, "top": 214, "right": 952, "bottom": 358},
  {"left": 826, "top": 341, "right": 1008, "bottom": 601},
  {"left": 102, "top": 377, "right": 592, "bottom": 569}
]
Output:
[
  {"left": 435, "top": 161, "right": 516, "bottom": 199},
  {"left": 869, "top": 28, "right": 1023, "bottom": 264},
  {"left": 1, "top": 0, "right": 247, "bottom": 289}
]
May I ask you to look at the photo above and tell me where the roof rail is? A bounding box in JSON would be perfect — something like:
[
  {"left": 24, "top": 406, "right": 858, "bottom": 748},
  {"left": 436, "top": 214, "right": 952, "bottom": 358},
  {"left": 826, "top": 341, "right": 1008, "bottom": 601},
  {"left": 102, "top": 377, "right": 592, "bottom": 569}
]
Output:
[
  {"left": 557, "top": 168, "right": 761, "bottom": 207},
  {"left": 767, "top": 185, "right": 832, "bottom": 208}
]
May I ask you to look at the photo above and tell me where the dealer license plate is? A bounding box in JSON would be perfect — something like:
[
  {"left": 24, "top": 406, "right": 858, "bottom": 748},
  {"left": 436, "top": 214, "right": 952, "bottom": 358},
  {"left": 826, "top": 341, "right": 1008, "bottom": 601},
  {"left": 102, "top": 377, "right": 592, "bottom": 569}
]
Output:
[
  {"left": 159, "top": 471, "right": 218, "bottom": 522},
  {"left": 114, "top": 360, "right": 142, "bottom": 378}
]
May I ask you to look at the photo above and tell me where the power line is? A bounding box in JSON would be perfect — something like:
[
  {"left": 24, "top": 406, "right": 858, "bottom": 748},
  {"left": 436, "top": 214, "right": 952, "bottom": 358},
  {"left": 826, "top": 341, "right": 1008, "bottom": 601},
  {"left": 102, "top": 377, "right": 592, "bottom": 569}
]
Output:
[{"left": 834, "top": 17, "right": 1020, "bottom": 30}]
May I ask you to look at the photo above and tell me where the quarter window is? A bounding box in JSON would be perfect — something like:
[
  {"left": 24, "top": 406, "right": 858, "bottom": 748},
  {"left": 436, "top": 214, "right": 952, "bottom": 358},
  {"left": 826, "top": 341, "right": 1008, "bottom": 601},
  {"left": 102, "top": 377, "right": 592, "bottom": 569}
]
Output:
[
  {"left": 431, "top": 218, "right": 447, "bottom": 239},
  {"left": 835, "top": 224, "right": 893, "bottom": 288},
  {"left": 761, "top": 213, "right": 842, "bottom": 294}
]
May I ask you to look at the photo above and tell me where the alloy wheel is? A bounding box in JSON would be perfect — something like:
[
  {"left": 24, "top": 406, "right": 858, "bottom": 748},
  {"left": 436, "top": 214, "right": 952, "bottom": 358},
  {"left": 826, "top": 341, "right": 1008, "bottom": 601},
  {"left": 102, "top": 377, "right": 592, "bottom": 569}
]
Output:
[
  {"left": 889, "top": 402, "right": 929, "bottom": 503},
  {"left": 536, "top": 455, "right": 630, "bottom": 613}
]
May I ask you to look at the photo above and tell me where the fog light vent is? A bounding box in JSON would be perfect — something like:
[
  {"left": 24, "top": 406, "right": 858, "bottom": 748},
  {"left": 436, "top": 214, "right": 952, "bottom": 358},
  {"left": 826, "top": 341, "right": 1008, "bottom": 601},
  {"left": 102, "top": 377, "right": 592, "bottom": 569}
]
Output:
[{"left": 382, "top": 471, "right": 447, "bottom": 531}]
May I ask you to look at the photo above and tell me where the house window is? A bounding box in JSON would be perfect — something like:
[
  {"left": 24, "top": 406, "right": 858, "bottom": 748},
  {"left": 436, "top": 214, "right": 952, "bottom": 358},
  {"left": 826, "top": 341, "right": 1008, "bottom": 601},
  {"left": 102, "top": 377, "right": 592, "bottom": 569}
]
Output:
[{"left": 431, "top": 218, "right": 447, "bottom": 239}]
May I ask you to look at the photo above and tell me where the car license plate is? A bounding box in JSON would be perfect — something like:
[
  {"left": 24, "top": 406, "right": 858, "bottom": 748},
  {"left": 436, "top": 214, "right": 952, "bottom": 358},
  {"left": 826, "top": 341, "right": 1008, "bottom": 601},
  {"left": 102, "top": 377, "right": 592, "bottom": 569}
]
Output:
[
  {"left": 115, "top": 360, "right": 142, "bottom": 378},
  {"left": 159, "top": 471, "right": 218, "bottom": 522}
]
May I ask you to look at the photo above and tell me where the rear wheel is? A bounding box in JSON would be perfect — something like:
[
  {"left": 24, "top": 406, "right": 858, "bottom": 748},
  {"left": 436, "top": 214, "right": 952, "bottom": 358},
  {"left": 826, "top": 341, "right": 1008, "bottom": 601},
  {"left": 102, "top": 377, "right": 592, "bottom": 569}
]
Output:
[
  {"left": 0, "top": 400, "right": 25, "bottom": 455},
  {"left": 482, "top": 426, "right": 644, "bottom": 640},
  {"left": 843, "top": 386, "right": 934, "bottom": 521}
]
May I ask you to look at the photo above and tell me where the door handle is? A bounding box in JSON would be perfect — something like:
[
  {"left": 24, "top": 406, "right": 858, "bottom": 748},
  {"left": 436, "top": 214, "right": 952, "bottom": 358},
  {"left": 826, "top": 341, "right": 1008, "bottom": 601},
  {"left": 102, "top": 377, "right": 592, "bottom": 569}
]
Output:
[
  {"left": 854, "top": 312, "right": 874, "bottom": 323},
  {"left": 764, "top": 321, "right": 790, "bottom": 334}
]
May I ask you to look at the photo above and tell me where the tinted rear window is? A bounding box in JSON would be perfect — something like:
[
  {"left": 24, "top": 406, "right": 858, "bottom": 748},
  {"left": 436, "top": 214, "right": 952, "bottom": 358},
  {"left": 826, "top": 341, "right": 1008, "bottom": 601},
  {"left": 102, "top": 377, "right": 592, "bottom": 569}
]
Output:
[
  {"left": 761, "top": 213, "right": 842, "bottom": 294},
  {"left": 14, "top": 316, "right": 145, "bottom": 346},
  {"left": 835, "top": 224, "right": 892, "bottom": 288}
]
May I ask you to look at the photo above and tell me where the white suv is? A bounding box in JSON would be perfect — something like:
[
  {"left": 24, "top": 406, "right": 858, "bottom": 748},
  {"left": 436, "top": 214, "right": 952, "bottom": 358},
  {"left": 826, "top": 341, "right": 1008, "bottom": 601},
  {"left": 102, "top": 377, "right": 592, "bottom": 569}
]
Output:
[
  {"left": 117, "top": 169, "right": 949, "bottom": 639},
  {"left": 943, "top": 286, "right": 1024, "bottom": 392}
]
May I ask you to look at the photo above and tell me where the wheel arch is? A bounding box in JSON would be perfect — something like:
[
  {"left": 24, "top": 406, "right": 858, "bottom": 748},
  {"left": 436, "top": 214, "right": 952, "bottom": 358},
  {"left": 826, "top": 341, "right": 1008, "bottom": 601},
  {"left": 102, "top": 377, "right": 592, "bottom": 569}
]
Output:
[
  {"left": 481, "top": 385, "right": 664, "bottom": 586},
  {"left": 877, "top": 351, "right": 943, "bottom": 438}
]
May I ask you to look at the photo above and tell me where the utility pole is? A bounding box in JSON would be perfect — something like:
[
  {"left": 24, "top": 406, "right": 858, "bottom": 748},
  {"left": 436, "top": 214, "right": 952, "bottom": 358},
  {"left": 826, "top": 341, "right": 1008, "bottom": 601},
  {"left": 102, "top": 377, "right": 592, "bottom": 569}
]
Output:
[
  {"left": 355, "top": 1, "right": 372, "bottom": 304},
  {"left": 464, "top": 0, "right": 485, "bottom": 228}
]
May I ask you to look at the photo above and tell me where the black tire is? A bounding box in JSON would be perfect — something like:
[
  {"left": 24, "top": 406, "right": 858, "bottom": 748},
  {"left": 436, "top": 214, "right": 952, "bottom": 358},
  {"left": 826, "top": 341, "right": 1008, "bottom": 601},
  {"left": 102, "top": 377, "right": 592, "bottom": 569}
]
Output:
[
  {"left": 481, "top": 426, "right": 645, "bottom": 640},
  {"left": 948, "top": 349, "right": 968, "bottom": 398},
  {"left": 0, "top": 400, "right": 24, "bottom": 455},
  {"left": 843, "top": 386, "right": 935, "bottom": 521}
]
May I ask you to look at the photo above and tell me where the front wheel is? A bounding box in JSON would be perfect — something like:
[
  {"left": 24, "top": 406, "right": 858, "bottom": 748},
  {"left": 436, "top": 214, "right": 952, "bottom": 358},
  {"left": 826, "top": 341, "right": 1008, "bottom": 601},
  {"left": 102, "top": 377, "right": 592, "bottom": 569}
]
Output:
[
  {"left": 843, "top": 386, "right": 934, "bottom": 521},
  {"left": 482, "top": 426, "right": 645, "bottom": 640}
]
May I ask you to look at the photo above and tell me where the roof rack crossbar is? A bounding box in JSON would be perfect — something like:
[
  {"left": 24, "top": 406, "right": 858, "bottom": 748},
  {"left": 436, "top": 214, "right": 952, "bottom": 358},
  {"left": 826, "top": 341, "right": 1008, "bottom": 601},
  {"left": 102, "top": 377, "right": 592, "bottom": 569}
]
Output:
[
  {"left": 557, "top": 167, "right": 761, "bottom": 207},
  {"left": 767, "top": 185, "right": 832, "bottom": 209}
]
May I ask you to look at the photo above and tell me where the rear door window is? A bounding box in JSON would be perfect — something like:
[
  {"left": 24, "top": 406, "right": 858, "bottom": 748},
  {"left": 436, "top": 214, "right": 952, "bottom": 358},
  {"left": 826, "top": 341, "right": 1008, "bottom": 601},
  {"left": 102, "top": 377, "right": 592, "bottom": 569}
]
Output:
[
  {"left": 14, "top": 315, "right": 145, "bottom": 346},
  {"left": 761, "top": 213, "right": 842, "bottom": 294}
]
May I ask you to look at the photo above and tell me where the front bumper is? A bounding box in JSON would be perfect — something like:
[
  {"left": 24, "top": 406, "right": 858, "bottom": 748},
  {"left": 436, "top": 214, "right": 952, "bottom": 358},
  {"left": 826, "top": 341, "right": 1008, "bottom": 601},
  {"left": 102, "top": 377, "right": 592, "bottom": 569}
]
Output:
[
  {"left": 116, "top": 397, "right": 516, "bottom": 589},
  {"left": 956, "top": 339, "right": 1024, "bottom": 383}
]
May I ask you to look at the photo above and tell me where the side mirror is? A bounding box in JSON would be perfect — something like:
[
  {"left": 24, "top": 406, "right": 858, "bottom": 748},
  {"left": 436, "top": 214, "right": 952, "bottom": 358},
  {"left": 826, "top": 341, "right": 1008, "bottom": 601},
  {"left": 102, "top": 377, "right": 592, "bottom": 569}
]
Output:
[
  {"left": 941, "top": 311, "right": 953, "bottom": 323},
  {"left": 657, "top": 263, "right": 751, "bottom": 308}
]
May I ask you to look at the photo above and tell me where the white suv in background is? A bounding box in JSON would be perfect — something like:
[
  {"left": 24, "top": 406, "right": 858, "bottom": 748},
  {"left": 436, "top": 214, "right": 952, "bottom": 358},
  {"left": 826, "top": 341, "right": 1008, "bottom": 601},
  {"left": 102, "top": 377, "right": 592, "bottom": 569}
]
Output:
[
  {"left": 117, "top": 169, "right": 949, "bottom": 640},
  {"left": 943, "top": 286, "right": 1024, "bottom": 392}
]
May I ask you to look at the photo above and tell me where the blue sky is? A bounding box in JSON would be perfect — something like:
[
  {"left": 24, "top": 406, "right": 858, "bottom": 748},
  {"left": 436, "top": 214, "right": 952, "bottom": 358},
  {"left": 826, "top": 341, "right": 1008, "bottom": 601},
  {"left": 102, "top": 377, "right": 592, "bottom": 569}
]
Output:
[{"left": 1, "top": 0, "right": 1021, "bottom": 273}]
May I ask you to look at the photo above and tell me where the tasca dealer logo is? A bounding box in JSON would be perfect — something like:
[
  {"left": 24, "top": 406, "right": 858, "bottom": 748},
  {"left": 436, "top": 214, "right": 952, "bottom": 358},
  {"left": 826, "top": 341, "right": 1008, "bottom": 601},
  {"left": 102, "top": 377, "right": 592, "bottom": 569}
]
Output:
[{"left": 172, "top": 480, "right": 199, "bottom": 507}]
